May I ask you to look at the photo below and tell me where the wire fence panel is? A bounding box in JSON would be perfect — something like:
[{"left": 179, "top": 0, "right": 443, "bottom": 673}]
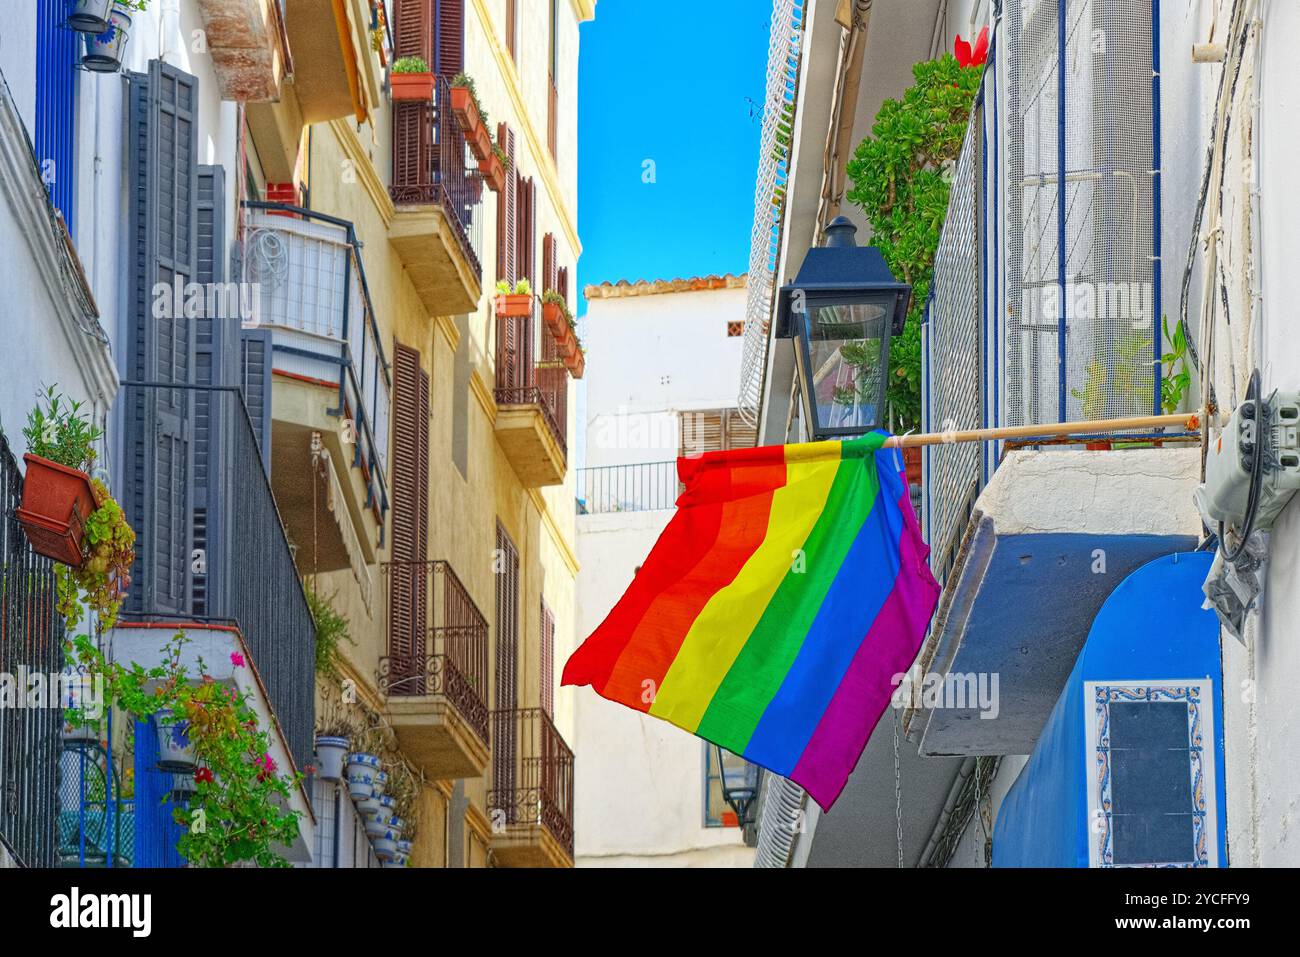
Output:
[
  {"left": 0, "top": 431, "right": 62, "bottom": 868},
  {"left": 924, "top": 112, "right": 985, "bottom": 585},
  {"left": 738, "top": 0, "right": 806, "bottom": 428}
]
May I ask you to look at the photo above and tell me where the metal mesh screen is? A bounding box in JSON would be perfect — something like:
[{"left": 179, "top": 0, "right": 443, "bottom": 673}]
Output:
[
  {"left": 1004, "top": 0, "right": 1157, "bottom": 427},
  {"left": 738, "top": 0, "right": 806, "bottom": 427},
  {"left": 923, "top": 112, "right": 984, "bottom": 582}
]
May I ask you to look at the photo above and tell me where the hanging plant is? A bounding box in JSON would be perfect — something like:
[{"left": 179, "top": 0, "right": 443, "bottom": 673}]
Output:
[
  {"left": 54, "top": 478, "right": 135, "bottom": 630},
  {"left": 69, "top": 631, "right": 304, "bottom": 868},
  {"left": 845, "top": 52, "right": 982, "bottom": 431},
  {"left": 306, "top": 584, "right": 355, "bottom": 678}
]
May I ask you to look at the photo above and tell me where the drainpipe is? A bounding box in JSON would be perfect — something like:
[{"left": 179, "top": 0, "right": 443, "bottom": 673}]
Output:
[{"left": 917, "top": 757, "right": 975, "bottom": 868}]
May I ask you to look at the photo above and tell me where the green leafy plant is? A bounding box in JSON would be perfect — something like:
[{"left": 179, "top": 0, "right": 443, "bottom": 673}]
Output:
[
  {"left": 392, "top": 56, "right": 429, "bottom": 74},
  {"left": 22, "top": 385, "right": 102, "bottom": 471},
  {"left": 1160, "top": 314, "right": 1191, "bottom": 414},
  {"left": 1071, "top": 331, "right": 1153, "bottom": 420},
  {"left": 55, "top": 478, "right": 136, "bottom": 630},
  {"left": 306, "top": 585, "right": 354, "bottom": 678},
  {"left": 496, "top": 278, "right": 531, "bottom": 296},
  {"left": 845, "top": 54, "right": 982, "bottom": 430},
  {"left": 115, "top": 1, "right": 151, "bottom": 11},
  {"left": 70, "top": 631, "right": 303, "bottom": 868},
  {"left": 449, "top": 71, "right": 490, "bottom": 131}
]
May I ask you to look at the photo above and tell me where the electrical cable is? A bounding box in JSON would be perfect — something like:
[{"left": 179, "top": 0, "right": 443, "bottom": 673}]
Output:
[{"left": 1219, "top": 367, "right": 1262, "bottom": 563}]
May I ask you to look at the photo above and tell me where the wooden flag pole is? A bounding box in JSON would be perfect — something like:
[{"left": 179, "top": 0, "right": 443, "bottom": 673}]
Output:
[{"left": 881, "top": 412, "right": 1201, "bottom": 449}]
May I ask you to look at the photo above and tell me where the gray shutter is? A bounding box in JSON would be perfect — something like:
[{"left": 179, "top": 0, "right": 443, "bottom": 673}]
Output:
[
  {"left": 192, "top": 165, "right": 227, "bottom": 615},
  {"left": 239, "top": 329, "right": 274, "bottom": 470},
  {"left": 124, "top": 62, "right": 199, "bottom": 618}
]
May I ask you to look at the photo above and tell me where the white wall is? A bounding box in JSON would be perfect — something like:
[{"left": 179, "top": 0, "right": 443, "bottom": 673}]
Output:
[
  {"left": 573, "top": 282, "right": 754, "bottom": 866},
  {"left": 584, "top": 286, "right": 747, "bottom": 468},
  {"left": 572, "top": 511, "right": 754, "bottom": 867}
]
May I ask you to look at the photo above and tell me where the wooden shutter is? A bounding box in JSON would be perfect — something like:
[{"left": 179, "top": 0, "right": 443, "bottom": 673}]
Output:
[
  {"left": 679, "top": 410, "right": 725, "bottom": 458},
  {"left": 540, "top": 600, "right": 555, "bottom": 718},
  {"left": 393, "top": 0, "right": 432, "bottom": 62},
  {"left": 724, "top": 409, "right": 759, "bottom": 449},
  {"left": 390, "top": 344, "right": 431, "bottom": 689},
  {"left": 192, "top": 165, "right": 228, "bottom": 617},
  {"left": 494, "top": 524, "right": 520, "bottom": 812},
  {"left": 505, "top": 0, "right": 517, "bottom": 61},
  {"left": 516, "top": 178, "right": 536, "bottom": 292},
  {"left": 557, "top": 266, "right": 569, "bottom": 306},
  {"left": 124, "top": 62, "right": 199, "bottom": 619},
  {"left": 239, "top": 329, "right": 274, "bottom": 464},
  {"left": 436, "top": 0, "right": 465, "bottom": 74},
  {"left": 542, "top": 234, "right": 558, "bottom": 294},
  {"left": 496, "top": 124, "right": 517, "bottom": 284}
]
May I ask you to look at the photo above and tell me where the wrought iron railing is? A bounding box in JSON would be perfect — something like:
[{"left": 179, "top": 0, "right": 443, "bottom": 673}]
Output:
[
  {"left": 116, "top": 385, "right": 317, "bottom": 773},
  {"left": 0, "top": 430, "right": 62, "bottom": 868},
  {"left": 242, "top": 202, "right": 392, "bottom": 521},
  {"left": 488, "top": 707, "right": 574, "bottom": 858},
  {"left": 495, "top": 309, "right": 568, "bottom": 457},
  {"left": 378, "top": 560, "right": 490, "bottom": 744},
  {"left": 389, "top": 77, "right": 485, "bottom": 280},
  {"left": 577, "top": 461, "right": 680, "bottom": 514}
]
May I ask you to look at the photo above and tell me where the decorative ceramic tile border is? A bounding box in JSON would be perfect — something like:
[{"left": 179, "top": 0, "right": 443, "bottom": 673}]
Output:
[{"left": 1083, "top": 680, "right": 1217, "bottom": 868}]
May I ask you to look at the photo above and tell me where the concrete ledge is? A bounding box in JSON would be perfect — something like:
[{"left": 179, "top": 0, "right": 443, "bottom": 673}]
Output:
[{"left": 917, "top": 447, "right": 1203, "bottom": 756}]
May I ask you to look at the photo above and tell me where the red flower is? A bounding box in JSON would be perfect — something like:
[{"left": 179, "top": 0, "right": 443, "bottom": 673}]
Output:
[
  {"left": 955, "top": 26, "right": 989, "bottom": 68},
  {"left": 194, "top": 767, "right": 214, "bottom": 784}
]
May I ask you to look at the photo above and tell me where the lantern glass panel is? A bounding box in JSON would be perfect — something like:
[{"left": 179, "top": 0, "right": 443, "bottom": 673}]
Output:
[{"left": 806, "top": 301, "right": 891, "bottom": 433}]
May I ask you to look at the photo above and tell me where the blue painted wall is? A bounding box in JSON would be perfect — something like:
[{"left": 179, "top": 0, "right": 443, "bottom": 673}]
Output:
[{"left": 992, "top": 551, "right": 1228, "bottom": 867}]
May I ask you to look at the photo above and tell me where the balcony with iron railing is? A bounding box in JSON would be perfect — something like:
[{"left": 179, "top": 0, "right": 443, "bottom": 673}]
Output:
[
  {"left": 379, "top": 560, "right": 490, "bottom": 779},
  {"left": 576, "top": 461, "right": 681, "bottom": 515},
  {"left": 389, "top": 78, "right": 485, "bottom": 315},
  {"left": 495, "top": 307, "right": 569, "bottom": 487},
  {"left": 488, "top": 708, "right": 575, "bottom": 867},
  {"left": 242, "top": 202, "right": 390, "bottom": 591}
]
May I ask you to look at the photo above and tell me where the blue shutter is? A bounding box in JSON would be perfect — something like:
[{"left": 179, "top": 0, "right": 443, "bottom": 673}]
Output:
[
  {"left": 123, "top": 62, "right": 199, "bottom": 618},
  {"left": 35, "top": 0, "right": 78, "bottom": 230}
]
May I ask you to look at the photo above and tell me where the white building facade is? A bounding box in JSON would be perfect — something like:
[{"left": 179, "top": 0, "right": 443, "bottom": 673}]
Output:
[{"left": 570, "top": 275, "right": 756, "bottom": 867}]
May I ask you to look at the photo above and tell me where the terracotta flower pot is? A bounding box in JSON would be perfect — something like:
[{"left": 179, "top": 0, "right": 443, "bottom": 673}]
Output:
[
  {"left": 390, "top": 72, "right": 435, "bottom": 102},
  {"left": 15, "top": 455, "right": 97, "bottom": 566},
  {"left": 542, "top": 301, "right": 568, "bottom": 339},
  {"left": 468, "top": 122, "right": 493, "bottom": 163},
  {"left": 901, "top": 447, "right": 923, "bottom": 486},
  {"left": 495, "top": 293, "right": 533, "bottom": 318},
  {"left": 555, "top": 324, "right": 578, "bottom": 360},
  {"left": 566, "top": 349, "right": 586, "bottom": 380},
  {"left": 450, "top": 86, "right": 494, "bottom": 162},
  {"left": 1085, "top": 440, "right": 1111, "bottom": 451},
  {"left": 479, "top": 151, "right": 506, "bottom": 193}
]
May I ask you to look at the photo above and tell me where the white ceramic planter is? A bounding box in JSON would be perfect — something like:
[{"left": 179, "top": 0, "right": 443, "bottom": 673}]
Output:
[
  {"left": 315, "top": 736, "right": 349, "bottom": 782},
  {"left": 68, "top": 0, "right": 113, "bottom": 33},
  {"left": 155, "top": 710, "right": 196, "bottom": 773},
  {"left": 82, "top": 8, "right": 132, "bottom": 74}
]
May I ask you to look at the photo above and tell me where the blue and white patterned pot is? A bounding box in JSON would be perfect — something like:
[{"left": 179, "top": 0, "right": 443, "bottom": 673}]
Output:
[
  {"left": 364, "top": 809, "right": 388, "bottom": 839},
  {"left": 372, "top": 770, "right": 388, "bottom": 797},
  {"left": 396, "top": 840, "right": 413, "bottom": 857},
  {"left": 373, "top": 835, "right": 398, "bottom": 861}
]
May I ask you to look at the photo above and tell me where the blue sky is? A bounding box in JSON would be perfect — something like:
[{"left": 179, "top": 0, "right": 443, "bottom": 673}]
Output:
[{"left": 576, "top": 2, "right": 770, "bottom": 312}]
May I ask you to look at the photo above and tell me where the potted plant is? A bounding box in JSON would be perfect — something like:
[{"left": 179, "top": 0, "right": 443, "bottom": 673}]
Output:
[
  {"left": 82, "top": 3, "right": 135, "bottom": 74},
  {"left": 155, "top": 710, "right": 197, "bottom": 773},
  {"left": 390, "top": 56, "right": 435, "bottom": 102},
  {"left": 449, "top": 73, "right": 493, "bottom": 162},
  {"left": 540, "top": 289, "right": 570, "bottom": 341},
  {"left": 902, "top": 447, "right": 923, "bottom": 486},
  {"left": 68, "top": 0, "right": 114, "bottom": 33},
  {"left": 53, "top": 477, "right": 135, "bottom": 630},
  {"left": 568, "top": 347, "right": 586, "bottom": 381},
  {"left": 479, "top": 144, "right": 507, "bottom": 194},
  {"left": 372, "top": 770, "right": 388, "bottom": 799},
  {"left": 17, "top": 387, "right": 102, "bottom": 567},
  {"left": 314, "top": 730, "right": 350, "bottom": 782},
  {"left": 495, "top": 278, "right": 533, "bottom": 318}
]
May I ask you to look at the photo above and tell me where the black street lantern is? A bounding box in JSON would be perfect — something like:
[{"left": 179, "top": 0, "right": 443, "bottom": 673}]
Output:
[{"left": 775, "top": 217, "right": 911, "bottom": 439}]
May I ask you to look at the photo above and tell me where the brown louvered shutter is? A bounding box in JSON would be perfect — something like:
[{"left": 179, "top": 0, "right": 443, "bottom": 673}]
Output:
[
  {"left": 390, "top": 343, "right": 430, "bottom": 690},
  {"left": 496, "top": 124, "right": 517, "bottom": 284},
  {"left": 680, "top": 410, "right": 725, "bottom": 457},
  {"left": 725, "top": 408, "right": 758, "bottom": 449},
  {"left": 540, "top": 600, "right": 555, "bottom": 718},
  {"left": 506, "top": 0, "right": 517, "bottom": 61},
  {"left": 517, "top": 178, "right": 536, "bottom": 293},
  {"left": 393, "top": 0, "right": 432, "bottom": 62},
  {"left": 541, "top": 234, "right": 555, "bottom": 294},
  {"left": 436, "top": 0, "right": 464, "bottom": 75},
  {"left": 493, "top": 524, "right": 521, "bottom": 813},
  {"left": 557, "top": 266, "right": 569, "bottom": 307}
]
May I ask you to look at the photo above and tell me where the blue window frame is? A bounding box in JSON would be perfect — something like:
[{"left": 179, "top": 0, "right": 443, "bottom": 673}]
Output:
[{"left": 35, "top": 0, "right": 79, "bottom": 231}]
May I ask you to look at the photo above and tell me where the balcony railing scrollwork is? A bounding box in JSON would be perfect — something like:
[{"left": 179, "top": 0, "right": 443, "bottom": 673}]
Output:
[
  {"left": 378, "top": 560, "right": 489, "bottom": 744},
  {"left": 488, "top": 708, "right": 575, "bottom": 859}
]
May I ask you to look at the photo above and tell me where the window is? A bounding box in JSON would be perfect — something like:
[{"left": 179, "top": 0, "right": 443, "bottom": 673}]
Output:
[
  {"left": 35, "top": 0, "right": 78, "bottom": 230},
  {"left": 506, "top": 0, "right": 518, "bottom": 61},
  {"left": 451, "top": 315, "right": 469, "bottom": 479},
  {"left": 1084, "top": 681, "right": 1219, "bottom": 867},
  {"left": 727, "top": 321, "right": 745, "bottom": 338},
  {"left": 540, "top": 599, "right": 555, "bottom": 718},
  {"left": 548, "top": 0, "right": 560, "bottom": 160},
  {"left": 703, "top": 745, "right": 755, "bottom": 828},
  {"left": 679, "top": 408, "right": 759, "bottom": 457}
]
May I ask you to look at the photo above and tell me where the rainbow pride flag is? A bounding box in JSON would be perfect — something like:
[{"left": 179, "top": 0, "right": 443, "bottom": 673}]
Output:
[{"left": 562, "top": 432, "right": 941, "bottom": 811}]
